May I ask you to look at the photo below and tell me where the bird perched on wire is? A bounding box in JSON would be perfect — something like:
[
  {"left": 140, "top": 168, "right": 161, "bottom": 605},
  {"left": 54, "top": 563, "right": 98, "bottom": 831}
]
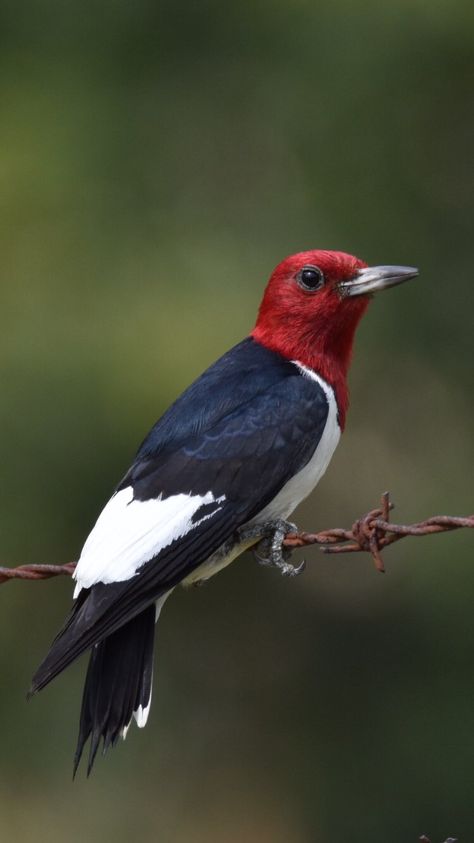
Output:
[{"left": 29, "top": 250, "right": 418, "bottom": 774}]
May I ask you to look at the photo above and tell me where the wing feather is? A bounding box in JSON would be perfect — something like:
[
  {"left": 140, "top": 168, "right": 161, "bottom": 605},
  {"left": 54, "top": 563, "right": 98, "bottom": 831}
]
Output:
[{"left": 73, "top": 487, "right": 225, "bottom": 595}]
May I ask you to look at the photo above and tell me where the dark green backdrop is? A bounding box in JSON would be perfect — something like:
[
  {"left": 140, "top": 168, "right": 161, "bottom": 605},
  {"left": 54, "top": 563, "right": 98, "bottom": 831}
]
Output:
[{"left": 1, "top": 1, "right": 473, "bottom": 840}]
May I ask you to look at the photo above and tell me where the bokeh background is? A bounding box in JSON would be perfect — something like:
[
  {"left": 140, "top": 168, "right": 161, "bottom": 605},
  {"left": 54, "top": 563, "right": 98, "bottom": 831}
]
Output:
[{"left": 1, "top": 1, "right": 473, "bottom": 840}]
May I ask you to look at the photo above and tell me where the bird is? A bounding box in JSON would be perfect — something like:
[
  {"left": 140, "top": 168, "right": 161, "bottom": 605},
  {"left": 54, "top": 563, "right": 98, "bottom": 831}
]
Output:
[{"left": 29, "top": 249, "right": 418, "bottom": 774}]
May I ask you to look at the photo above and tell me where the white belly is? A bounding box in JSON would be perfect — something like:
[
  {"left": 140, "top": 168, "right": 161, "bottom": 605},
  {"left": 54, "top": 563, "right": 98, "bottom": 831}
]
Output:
[
  {"left": 183, "top": 366, "right": 340, "bottom": 586},
  {"left": 247, "top": 366, "right": 340, "bottom": 523}
]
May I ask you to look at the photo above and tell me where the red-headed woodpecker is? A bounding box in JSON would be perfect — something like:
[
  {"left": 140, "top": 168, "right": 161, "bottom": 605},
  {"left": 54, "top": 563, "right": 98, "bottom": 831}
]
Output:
[{"left": 30, "top": 250, "right": 418, "bottom": 774}]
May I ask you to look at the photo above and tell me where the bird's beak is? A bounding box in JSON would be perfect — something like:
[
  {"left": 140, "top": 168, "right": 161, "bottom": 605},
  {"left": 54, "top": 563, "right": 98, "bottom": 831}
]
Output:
[{"left": 339, "top": 265, "right": 419, "bottom": 297}]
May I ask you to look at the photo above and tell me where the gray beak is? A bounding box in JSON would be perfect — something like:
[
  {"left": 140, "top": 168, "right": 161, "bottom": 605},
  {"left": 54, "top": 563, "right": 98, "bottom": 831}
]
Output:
[{"left": 339, "top": 265, "right": 419, "bottom": 297}]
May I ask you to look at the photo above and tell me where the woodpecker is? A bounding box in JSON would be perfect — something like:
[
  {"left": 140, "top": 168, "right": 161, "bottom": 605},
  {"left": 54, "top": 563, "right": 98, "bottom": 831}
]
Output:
[{"left": 30, "top": 250, "right": 418, "bottom": 774}]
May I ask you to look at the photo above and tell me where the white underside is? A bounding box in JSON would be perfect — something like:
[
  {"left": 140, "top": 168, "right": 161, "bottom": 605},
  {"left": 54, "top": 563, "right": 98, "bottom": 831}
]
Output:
[
  {"left": 249, "top": 364, "right": 340, "bottom": 523},
  {"left": 183, "top": 364, "right": 341, "bottom": 585}
]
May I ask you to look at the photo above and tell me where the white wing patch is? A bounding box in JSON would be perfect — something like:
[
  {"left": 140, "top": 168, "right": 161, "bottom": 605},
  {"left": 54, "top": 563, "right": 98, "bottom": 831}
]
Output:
[{"left": 73, "top": 488, "right": 225, "bottom": 596}]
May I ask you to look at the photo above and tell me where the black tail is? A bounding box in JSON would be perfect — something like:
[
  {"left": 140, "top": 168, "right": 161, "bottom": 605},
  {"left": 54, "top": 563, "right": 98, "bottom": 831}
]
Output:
[{"left": 73, "top": 605, "right": 156, "bottom": 776}]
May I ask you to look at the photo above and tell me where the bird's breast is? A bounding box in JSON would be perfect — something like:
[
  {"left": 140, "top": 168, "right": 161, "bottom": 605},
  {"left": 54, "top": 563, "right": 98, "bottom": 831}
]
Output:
[
  {"left": 181, "top": 535, "right": 259, "bottom": 586},
  {"left": 249, "top": 368, "right": 341, "bottom": 524},
  {"left": 182, "top": 368, "right": 341, "bottom": 587}
]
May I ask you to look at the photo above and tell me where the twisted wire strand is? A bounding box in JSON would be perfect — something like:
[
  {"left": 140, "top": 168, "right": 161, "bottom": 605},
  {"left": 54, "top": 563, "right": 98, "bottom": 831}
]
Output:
[{"left": 0, "top": 493, "right": 472, "bottom": 582}]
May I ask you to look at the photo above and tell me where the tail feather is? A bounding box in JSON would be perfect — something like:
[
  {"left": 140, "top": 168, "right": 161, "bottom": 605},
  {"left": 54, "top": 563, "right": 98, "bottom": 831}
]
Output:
[{"left": 73, "top": 605, "right": 156, "bottom": 776}]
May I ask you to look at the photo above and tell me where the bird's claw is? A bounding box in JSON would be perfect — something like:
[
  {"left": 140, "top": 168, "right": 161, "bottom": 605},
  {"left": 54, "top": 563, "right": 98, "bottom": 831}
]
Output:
[
  {"left": 238, "top": 519, "right": 306, "bottom": 578},
  {"left": 257, "top": 552, "right": 306, "bottom": 577}
]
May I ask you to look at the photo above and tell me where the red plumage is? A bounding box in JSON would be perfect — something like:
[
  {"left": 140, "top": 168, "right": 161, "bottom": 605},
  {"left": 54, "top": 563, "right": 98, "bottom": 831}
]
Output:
[{"left": 252, "top": 250, "right": 370, "bottom": 429}]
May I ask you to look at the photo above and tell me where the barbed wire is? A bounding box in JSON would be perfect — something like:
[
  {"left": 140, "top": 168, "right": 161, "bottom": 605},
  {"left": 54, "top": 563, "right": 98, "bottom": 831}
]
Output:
[
  {"left": 0, "top": 562, "right": 76, "bottom": 584},
  {"left": 0, "top": 492, "right": 472, "bottom": 584},
  {"left": 282, "top": 492, "right": 474, "bottom": 573}
]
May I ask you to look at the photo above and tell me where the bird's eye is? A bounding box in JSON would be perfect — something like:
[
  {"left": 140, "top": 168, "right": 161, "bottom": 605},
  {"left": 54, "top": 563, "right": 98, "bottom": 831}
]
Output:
[{"left": 296, "top": 265, "right": 325, "bottom": 292}]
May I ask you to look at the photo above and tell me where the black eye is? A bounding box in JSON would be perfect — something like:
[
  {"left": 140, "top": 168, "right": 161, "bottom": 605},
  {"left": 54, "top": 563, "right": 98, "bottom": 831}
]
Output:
[{"left": 297, "top": 265, "right": 325, "bottom": 292}]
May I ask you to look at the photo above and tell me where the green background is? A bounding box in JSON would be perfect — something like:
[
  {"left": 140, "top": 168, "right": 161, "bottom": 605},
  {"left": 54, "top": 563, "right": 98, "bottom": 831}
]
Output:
[{"left": 1, "top": 1, "right": 473, "bottom": 840}]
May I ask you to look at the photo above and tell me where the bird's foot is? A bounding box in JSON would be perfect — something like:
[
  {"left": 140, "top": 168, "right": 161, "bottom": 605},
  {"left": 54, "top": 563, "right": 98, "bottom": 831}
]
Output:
[{"left": 238, "top": 520, "right": 306, "bottom": 578}]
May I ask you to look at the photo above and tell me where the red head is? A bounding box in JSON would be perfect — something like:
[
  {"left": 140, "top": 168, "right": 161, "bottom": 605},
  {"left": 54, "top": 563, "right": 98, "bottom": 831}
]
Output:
[{"left": 252, "top": 250, "right": 418, "bottom": 428}]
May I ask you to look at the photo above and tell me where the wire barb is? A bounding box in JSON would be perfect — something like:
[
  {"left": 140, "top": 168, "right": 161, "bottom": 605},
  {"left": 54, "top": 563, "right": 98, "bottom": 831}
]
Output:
[
  {"left": 0, "top": 493, "right": 472, "bottom": 583},
  {"left": 282, "top": 492, "right": 474, "bottom": 572}
]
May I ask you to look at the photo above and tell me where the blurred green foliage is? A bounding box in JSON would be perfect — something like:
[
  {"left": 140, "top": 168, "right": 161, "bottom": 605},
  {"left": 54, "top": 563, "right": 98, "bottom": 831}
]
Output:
[{"left": 0, "top": 1, "right": 473, "bottom": 840}]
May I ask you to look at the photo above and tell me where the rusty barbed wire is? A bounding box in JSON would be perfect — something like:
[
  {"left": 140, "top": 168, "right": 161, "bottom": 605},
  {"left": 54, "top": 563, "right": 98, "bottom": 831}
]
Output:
[
  {"left": 0, "top": 493, "right": 472, "bottom": 584},
  {"left": 283, "top": 491, "right": 474, "bottom": 573},
  {"left": 0, "top": 562, "right": 76, "bottom": 584}
]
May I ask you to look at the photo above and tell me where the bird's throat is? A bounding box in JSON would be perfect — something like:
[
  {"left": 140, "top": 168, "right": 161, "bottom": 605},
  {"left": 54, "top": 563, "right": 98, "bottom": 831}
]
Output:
[{"left": 252, "top": 298, "right": 369, "bottom": 430}]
